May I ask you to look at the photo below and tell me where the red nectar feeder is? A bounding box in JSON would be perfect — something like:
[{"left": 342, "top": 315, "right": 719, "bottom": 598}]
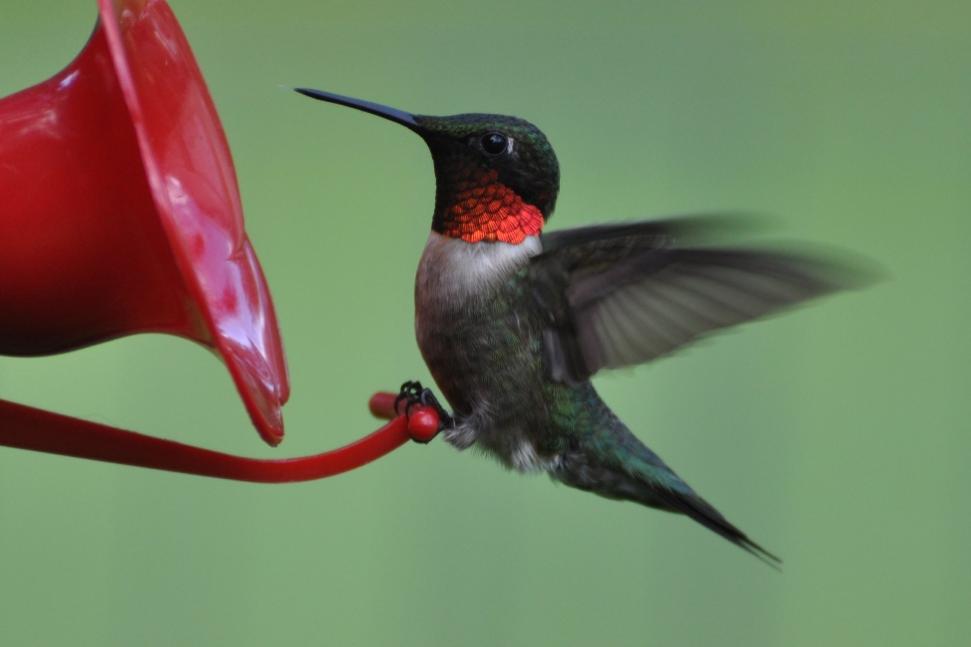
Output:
[
  {"left": 1, "top": 0, "right": 288, "bottom": 445},
  {"left": 0, "top": 0, "right": 439, "bottom": 480}
]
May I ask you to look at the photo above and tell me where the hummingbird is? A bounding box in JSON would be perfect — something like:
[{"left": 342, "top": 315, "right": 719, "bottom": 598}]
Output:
[{"left": 297, "top": 88, "right": 861, "bottom": 565}]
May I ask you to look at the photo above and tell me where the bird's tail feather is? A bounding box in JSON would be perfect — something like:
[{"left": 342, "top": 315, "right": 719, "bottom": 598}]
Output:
[
  {"left": 672, "top": 492, "right": 782, "bottom": 569},
  {"left": 553, "top": 422, "right": 781, "bottom": 568}
]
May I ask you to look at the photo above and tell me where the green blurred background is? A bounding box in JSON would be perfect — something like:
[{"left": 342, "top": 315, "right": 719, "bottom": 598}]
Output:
[{"left": 1, "top": 1, "right": 968, "bottom": 645}]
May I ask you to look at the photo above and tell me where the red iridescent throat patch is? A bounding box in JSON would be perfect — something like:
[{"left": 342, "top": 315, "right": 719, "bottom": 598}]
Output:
[{"left": 440, "top": 168, "right": 544, "bottom": 244}]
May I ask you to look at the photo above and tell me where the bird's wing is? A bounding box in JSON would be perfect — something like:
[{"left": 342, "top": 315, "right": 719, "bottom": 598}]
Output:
[{"left": 529, "top": 215, "right": 865, "bottom": 383}]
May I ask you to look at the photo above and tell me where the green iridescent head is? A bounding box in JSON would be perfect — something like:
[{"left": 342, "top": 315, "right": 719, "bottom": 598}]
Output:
[{"left": 296, "top": 89, "right": 560, "bottom": 220}]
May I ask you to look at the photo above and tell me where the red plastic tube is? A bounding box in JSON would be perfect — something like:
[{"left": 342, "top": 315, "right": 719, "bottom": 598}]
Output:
[{"left": 0, "top": 392, "right": 438, "bottom": 483}]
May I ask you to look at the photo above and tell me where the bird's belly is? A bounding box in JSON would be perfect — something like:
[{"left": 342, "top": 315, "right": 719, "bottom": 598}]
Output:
[
  {"left": 415, "top": 292, "right": 534, "bottom": 416},
  {"left": 414, "top": 234, "right": 549, "bottom": 463},
  {"left": 417, "top": 310, "right": 551, "bottom": 468}
]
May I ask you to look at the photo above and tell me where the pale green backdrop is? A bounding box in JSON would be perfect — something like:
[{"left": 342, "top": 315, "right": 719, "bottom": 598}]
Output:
[{"left": 0, "top": 1, "right": 968, "bottom": 645}]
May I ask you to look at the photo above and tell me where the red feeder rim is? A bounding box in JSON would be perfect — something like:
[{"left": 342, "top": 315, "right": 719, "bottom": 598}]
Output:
[{"left": 97, "top": 0, "right": 291, "bottom": 444}]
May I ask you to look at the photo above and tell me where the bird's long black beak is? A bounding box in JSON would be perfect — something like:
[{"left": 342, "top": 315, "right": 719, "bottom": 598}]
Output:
[{"left": 294, "top": 88, "right": 421, "bottom": 134}]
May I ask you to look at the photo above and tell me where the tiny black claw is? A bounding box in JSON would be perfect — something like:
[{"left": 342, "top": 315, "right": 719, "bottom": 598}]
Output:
[
  {"left": 394, "top": 380, "right": 424, "bottom": 414},
  {"left": 394, "top": 380, "right": 453, "bottom": 430}
]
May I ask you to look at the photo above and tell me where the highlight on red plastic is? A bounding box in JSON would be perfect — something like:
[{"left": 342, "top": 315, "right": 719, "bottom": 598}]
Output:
[
  {"left": 0, "top": 0, "right": 289, "bottom": 445},
  {"left": 0, "top": 393, "right": 439, "bottom": 482}
]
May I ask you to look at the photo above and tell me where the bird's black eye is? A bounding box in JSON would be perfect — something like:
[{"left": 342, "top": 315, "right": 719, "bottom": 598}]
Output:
[{"left": 481, "top": 132, "right": 508, "bottom": 155}]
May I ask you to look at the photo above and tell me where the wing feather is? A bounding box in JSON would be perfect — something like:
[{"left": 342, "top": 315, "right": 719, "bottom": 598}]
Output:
[{"left": 532, "top": 217, "right": 870, "bottom": 383}]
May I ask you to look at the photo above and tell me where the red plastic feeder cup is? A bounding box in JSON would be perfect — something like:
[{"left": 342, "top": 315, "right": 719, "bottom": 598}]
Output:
[{"left": 0, "top": 0, "right": 439, "bottom": 481}]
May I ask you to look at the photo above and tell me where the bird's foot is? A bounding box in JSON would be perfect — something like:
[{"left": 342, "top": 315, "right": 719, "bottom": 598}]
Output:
[{"left": 395, "top": 380, "right": 454, "bottom": 430}]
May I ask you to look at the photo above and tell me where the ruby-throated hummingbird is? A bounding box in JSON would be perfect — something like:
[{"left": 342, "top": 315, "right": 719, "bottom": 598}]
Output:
[{"left": 297, "top": 88, "right": 862, "bottom": 564}]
